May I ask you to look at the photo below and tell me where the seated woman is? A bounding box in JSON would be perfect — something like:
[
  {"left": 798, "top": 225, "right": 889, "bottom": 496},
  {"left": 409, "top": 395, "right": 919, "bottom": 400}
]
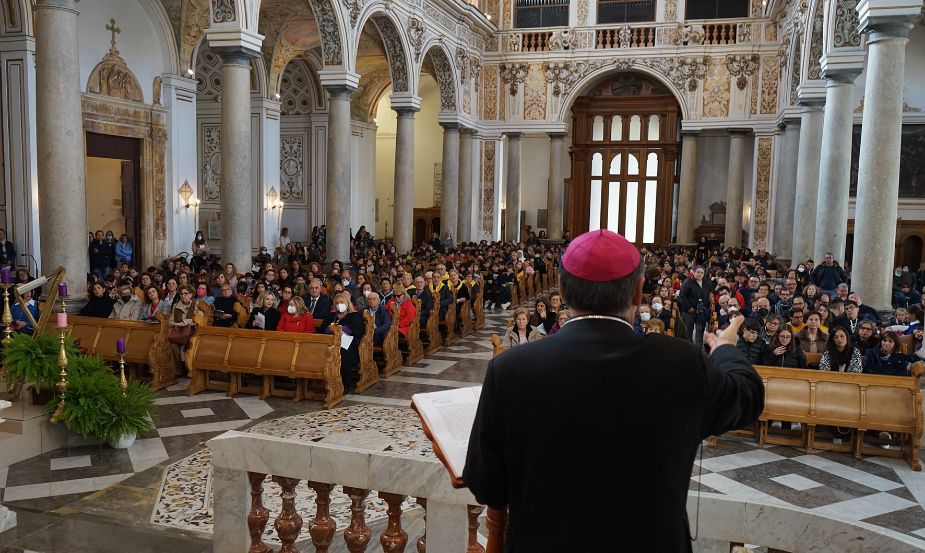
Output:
[
  {"left": 388, "top": 283, "right": 416, "bottom": 339},
  {"left": 212, "top": 284, "right": 244, "bottom": 328},
  {"left": 327, "top": 291, "right": 366, "bottom": 395},
  {"left": 168, "top": 285, "right": 204, "bottom": 376},
  {"left": 634, "top": 304, "right": 653, "bottom": 335},
  {"left": 795, "top": 312, "right": 828, "bottom": 353},
  {"left": 194, "top": 282, "right": 214, "bottom": 306},
  {"left": 246, "top": 290, "right": 281, "bottom": 331},
  {"left": 819, "top": 326, "right": 863, "bottom": 373},
  {"left": 278, "top": 296, "right": 315, "bottom": 333},
  {"left": 138, "top": 285, "right": 170, "bottom": 322},
  {"left": 9, "top": 289, "right": 40, "bottom": 334},
  {"left": 762, "top": 327, "right": 807, "bottom": 368},
  {"left": 529, "top": 298, "right": 551, "bottom": 335},
  {"left": 110, "top": 283, "right": 142, "bottom": 320},
  {"left": 79, "top": 282, "right": 116, "bottom": 318},
  {"left": 548, "top": 308, "right": 571, "bottom": 335},
  {"left": 276, "top": 286, "right": 295, "bottom": 317},
  {"left": 366, "top": 291, "right": 391, "bottom": 345},
  {"left": 210, "top": 273, "right": 228, "bottom": 299},
  {"left": 864, "top": 330, "right": 915, "bottom": 376},
  {"left": 501, "top": 308, "right": 543, "bottom": 349},
  {"left": 134, "top": 273, "right": 154, "bottom": 300},
  {"left": 642, "top": 318, "right": 665, "bottom": 335},
  {"left": 759, "top": 315, "right": 783, "bottom": 345}
]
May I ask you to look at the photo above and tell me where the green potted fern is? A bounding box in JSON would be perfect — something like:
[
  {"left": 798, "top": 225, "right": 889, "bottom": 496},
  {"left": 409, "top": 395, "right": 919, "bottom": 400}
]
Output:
[
  {"left": 43, "top": 355, "right": 157, "bottom": 449},
  {"left": 4, "top": 332, "right": 80, "bottom": 404}
]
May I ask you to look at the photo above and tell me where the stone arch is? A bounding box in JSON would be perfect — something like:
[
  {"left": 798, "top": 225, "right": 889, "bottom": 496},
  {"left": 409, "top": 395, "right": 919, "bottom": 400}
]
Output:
[
  {"left": 421, "top": 43, "right": 457, "bottom": 112},
  {"left": 801, "top": 0, "right": 825, "bottom": 82},
  {"left": 0, "top": 0, "right": 32, "bottom": 37},
  {"left": 352, "top": 11, "right": 411, "bottom": 93},
  {"left": 303, "top": 0, "right": 347, "bottom": 67},
  {"left": 557, "top": 62, "right": 690, "bottom": 124},
  {"left": 278, "top": 57, "right": 323, "bottom": 114}
]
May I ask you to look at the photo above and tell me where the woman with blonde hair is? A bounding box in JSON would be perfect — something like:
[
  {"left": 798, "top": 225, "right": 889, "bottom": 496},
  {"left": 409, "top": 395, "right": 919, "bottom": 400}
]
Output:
[
  {"left": 278, "top": 296, "right": 315, "bottom": 333},
  {"left": 501, "top": 308, "right": 542, "bottom": 348}
]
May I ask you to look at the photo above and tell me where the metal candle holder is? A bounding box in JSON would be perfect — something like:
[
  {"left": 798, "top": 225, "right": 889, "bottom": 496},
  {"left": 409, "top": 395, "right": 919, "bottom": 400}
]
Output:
[
  {"left": 1, "top": 283, "right": 14, "bottom": 348},
  {"left": 50, "top": 295, "right": 69, "bottom": 423},
  {"left": 118, "top": 352, "right": 127, "bottom": 396}
]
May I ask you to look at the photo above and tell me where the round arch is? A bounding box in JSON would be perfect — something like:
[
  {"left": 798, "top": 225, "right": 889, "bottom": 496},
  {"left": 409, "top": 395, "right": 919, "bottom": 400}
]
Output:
[
  {"left": 301, "top": 0, "right": 348, "bottom": 68},
  {"left": 352, "top": 10, "right": 413, "bottom": 94},
  {"left": 419, "top": 42, "right": 458, "bottom": 113},
  {"left": 556, "top": 62, "right": 690, "bottom": 124}
]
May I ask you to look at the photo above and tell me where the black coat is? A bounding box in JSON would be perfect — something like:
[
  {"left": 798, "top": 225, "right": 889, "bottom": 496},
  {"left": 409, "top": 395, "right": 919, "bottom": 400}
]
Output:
[
  {"left": 463, "top": 319, "right": 763, "bottom": 553},
  {"left": 762, "top": 347, "right": 807, "bottom": 368},
  {"left": 863, "top": 348, "right": 914, "bottom": 376},
  {"left": 415, "top": 288, "right": 434, "bottom": 326},
  {"left": 88, "top": 240, "right": 112, "bottom": 269},
  {"left": 304, "top": 294, "right": 333, "bottom": 328},
  {"left": 246, "top": 307, "right": 280, "bottom": 331},
  {"left": 78, "top": 294, "right": 116, "bottom": 318},
  {"left": 737, "top": 337, "right": 768, "bottom": 364},
  {"left": 678, "top": 277, "right": 713, "bottom": 313}
]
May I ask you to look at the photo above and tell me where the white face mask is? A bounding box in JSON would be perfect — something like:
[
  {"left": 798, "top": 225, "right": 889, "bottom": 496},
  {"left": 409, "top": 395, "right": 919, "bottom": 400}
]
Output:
[
  {"left": 640, "top": 312, "right": 651, "bottom": 322},
  {"left": 652, "top": 303, "right": 662, "bottom": 311},
  {"left": 336, "top": 302, "right": 347, "bottom": 313},
  {"left": 363, "top": 289, "right": 371, "bottom": 298},
  {"left": 287, "top": 304, "right": 297, "bottom": 314},
  {"left": 342, "top": 279, "right": 350, "bottom": 286}
]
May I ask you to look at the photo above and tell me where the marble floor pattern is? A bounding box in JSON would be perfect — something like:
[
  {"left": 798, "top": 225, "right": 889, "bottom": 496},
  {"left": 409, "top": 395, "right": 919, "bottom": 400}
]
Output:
[{"left": 3, "top": 305, "right": 925, "bottom": 550}]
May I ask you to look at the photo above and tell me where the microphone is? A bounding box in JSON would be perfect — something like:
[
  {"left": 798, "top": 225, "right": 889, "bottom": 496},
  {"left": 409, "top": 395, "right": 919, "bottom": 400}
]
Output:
[{"left": 20, "top": 253, "right": 38, "bottom": 277}]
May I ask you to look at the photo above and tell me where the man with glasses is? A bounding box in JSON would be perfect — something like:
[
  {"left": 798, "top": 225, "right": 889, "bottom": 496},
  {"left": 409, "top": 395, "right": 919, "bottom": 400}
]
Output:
[{"left": 852, "top": 320, "right": 879, "bottom": 355}]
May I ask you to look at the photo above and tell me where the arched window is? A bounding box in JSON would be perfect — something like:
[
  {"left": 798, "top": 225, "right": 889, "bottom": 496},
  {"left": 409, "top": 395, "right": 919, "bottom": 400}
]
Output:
[
  {"left": 610, "top": 116, "right": 623, "bottom": 141},
  {"left": 647, "top": 115, "right": 660, "bottom": 141},
  {"left": 592, "top": 116, "right": 605, "bottom": 141},
  {"left": 629, "top": 115, "right": 642, "bottom": 141}
]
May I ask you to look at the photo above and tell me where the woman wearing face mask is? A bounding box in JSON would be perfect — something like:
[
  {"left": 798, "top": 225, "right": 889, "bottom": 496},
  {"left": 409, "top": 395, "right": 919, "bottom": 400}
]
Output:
[
  {"left": 278, "top": 296, "right": 316, "bottom": 333},
  {"left": 194, "top": 282, "right": 214, "bottom": 306},
  {"left": 327, "top": 292, "right": 365, "bottom": 395},
  {"left": 356, "top": 282, "right": 374, "bottom": 311},
  {"left": 80, "top": 282, "right": 117, "bottom": 318},
  {"left": 246, "top": 290, "right": 281, "bottom": 331},
  {"left": 634, "top": 304, "right": 653, "bottom": 335},
  {"left": 651, "top": 299, "right": 671, "bottom": 327},
  {"left": 191, "top": 231, "right": 208, "bottom": 255}
]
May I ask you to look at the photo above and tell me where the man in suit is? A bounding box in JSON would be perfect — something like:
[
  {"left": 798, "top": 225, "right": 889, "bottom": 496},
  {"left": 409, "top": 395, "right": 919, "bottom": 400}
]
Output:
[
  {"left": 304, "top": 278, "right": 332, "bottom": 329},
  {"left": 414, "top": 275, "right": 434, "bottom": 328},
  {"left": 464, "top": 229, "right": 763, "bottom": 553},
  {"left": 679, "top": 265, "right": 714, "bottom": 345}
]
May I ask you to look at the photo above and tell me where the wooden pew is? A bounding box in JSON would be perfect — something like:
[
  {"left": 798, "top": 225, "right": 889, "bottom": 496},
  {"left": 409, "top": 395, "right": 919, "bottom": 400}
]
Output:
[
  {"left": 404, "top": 297, "right": 424, "bottom": 365},
  {"left": 436, "top": 288, "right": 457, "bottom": 347},
  {"left": 713, "top": 363, "right": 924, "bottom": 470},
  {"left": 470, "top": 280, "right": 485, "bottom": 331},
  {"left": 458, "top": 296, "right": 474, "bottom": 338},
  {"left": 424, "top": 290, "right": 442, "bottom": 354},
  {"left": 373, "top": 303, "right": 403, "bottom": 378},
  {"left": 184, "top": 325, "right": 344, "bottom": 407},
  {"left": 510, "top": 280, "right": 519, "bottom": 308},
  {"left": 357, "top": 311, "right": 379, "bottom": 393},
  {"left": 490, "top": 334, "right": 504, "bottom": 357},
  {"left": 526, "top": 272, "right": 535, "bottom": 301},
  {"left": 898, "top": 334, "right": 917, "bottom": 355},
  {"left": 517, "top": 277, "right": 527, "bottom": 306},
  {"left": 61, "top": 313, "right": 174, "bottom": 390}
]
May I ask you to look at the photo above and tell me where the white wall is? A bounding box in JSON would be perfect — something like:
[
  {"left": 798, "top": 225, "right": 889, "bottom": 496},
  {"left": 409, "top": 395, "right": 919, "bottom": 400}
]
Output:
[{"left": 77, "top": 0, "right": 174, "bottom": 104}]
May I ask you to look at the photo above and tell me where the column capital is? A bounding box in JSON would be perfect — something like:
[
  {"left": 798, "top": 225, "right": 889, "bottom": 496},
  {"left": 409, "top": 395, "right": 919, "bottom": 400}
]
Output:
[
  {"left": 504, "top": 132, "right": 523, "bottom": 140},
  {"left": 459, "top": 127, "right": 477, "bottom": 137},
  {"left": 821, "top": 54, "right": 863, "bottom": 84},
  {"left": 212, "top": 47, "right": 260, "bottom": 66},
  {"left": 857, "top": 0, "right": 922, "bottom": 38},
  {"left": 440, "top": 122, "right": 460, "bottom": 131},
  {"left": 318, "top": 69, "right": 360, "bottom": 93},
  {"left": 680, "top": 130, "right": 700, "bottom": 139},
  {"left": 798, "top": 98, "right": 826, "bottom": 110},
  {"left": 32, "top": 0, "right": 78, "bottom": 14},
  {"left": 390, "top": 93, "right": 421, "bottom": 113},
  {"left": 548, "top": 132, "right": 567, "bottom": 140},
  {"left": 205, "top": 28, "right": 263, "bottom": 57},
  {"left": 728, "top": 128, "right": 751, "bottom": 136}
]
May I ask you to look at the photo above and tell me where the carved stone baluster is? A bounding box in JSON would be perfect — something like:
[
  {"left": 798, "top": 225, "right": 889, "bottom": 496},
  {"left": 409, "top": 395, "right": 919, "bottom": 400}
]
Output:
[
  {"left": 247, "top": 472, "right": 272, "bottom": 553},
  {"left": 343, "top": 487, "right": 372, "bottom": 553},
  {"left": 378, "top": 492, "right": 408, "bottom": 553},
  {"left": 416, "top": 497, "right": 427, "bottom": 553},
  {"left": 272, "top": 476, "right": 303, "bottom": 553},
  {"left": 307, "top": 481, "right": 336, "bottom": 552},
  {"left": 468, "top": 505, "right": 485, "bottom": 553},
  {"left": 596, "top": 30, "right": 603, "bottom": 48}
]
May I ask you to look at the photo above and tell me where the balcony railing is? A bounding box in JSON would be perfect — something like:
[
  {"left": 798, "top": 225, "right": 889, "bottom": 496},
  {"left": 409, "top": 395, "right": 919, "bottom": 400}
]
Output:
[{"left": 208, "top": 426, "right": 925, "bottom": 552}]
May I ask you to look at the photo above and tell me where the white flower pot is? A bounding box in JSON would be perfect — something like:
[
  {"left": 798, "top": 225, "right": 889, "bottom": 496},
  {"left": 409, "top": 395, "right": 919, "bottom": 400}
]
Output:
[{"left": 108, "top": 432, "right": 137, "bottom": 449}]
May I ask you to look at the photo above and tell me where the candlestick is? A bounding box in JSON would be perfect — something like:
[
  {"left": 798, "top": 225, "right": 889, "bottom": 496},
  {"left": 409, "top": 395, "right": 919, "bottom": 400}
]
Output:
[
  {"left": 49, "top": 326, "right": 69, "bottom": 423},
  {"left": 1, "top": 284, "right": 13, "bottom": 347},
  {"left": 1, "top": 267, "right": 9, "bottom": 284},
  {"left": 116, "top": 338, "right": 126, "bottom": 354},
  {"left": 57, "top": 312, "right": 67, "bottom": 328},
  {"left": 118, "top": 352, "right": 127, "bottom": 396},
  {"left": 58, "top": 282, "right": 68, "bottom": 298}
]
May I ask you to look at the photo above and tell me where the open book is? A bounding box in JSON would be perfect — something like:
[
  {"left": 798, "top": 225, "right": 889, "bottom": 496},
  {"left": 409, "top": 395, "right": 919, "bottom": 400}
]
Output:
[{"left": 411, "top": 386, "right": 482, "bottom": 487}]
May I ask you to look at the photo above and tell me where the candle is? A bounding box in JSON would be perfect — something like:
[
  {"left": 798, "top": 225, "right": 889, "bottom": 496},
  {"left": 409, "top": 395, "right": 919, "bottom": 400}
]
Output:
[
  {"left": 57, "top": 312, "right": 67, "bottom": 328},
  {"left": 58, "top": 282, "right": 68, "bottom": 297},
  {"left": 1, "top": 267, "right": 9, "bottom": 284},
  {"left": 116, "top": 338, "right": 126, "bottom": 355}
]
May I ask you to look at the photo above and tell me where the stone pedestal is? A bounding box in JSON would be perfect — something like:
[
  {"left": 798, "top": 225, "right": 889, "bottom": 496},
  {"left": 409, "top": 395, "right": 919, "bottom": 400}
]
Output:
[
  {"left": 547, "top": 133, "right": 566, "bottom": 240},
  {"left": 676, "top": 131, "right": 699, "bottom": 244},
  {"left": 392, "top": 108, "right": 417, "bottom": 254},
  {"left": 851, "top": 3, "right": 921, "bottom": 311},
  {"left": 815, "top": 67, "right": 861, "bottom": 262},
  {"left": 215, "top": 49, "right": 257, "bottom": 271},
  {"left": 724, "top": 130, "right": 749, "bottom": 248},
  {"left": 34, "top": 0, "right": 89, "bottom": 284},
  {"left": 504, "top": 133, "right": 523, "bottom": 243},
  {"left": 439, "top": 124, "right": 460, "bottom": 243},
  {"left": 0, "top": 399, "right": 15, "bottom": 533},
  {"left": 790, "top": 101, "right": 825, "bottom": 263}
]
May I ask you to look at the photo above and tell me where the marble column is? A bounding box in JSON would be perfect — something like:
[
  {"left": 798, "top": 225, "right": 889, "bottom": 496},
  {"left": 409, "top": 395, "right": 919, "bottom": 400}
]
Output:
[
  {"left": 771, "top": 118, "right": 800, "bottom": 262},
  {"left": 440, "top": 124, "right": 460, "bottom": 243},
  {"left": 458, "top": 128, "right": 475, "bottom": 244},
  {"left": 814, "top": 67, "right": 862, "bottom": 262},
  {"left": 215, "top": 49, "right": 257, "bottom": 271},
  {"left": 676, "top": 131, "right": 699, "bottom": 244},
  {"left": 851, "top": 8, "right": 919, "bottom": 312},
  {"left": 724, "top": 130, "right": 749, "bottom": 248},
  {"left": 34, "top": 0, "right": 88, "bottom": 291},
  {"left": 790, "top": 101, "right": 825, "bottom": 264},
  {"left": 325, "top": 87, "right": 354, "bottom": 265},
  {"left": 505, "top": 133, "right": 523, "bottom": 243},
  {"left": 547, "top": 133, "right": 566, "bottom": 240},
  {"left": 392, "top": 108, "right": 417, "bottom": 254}
]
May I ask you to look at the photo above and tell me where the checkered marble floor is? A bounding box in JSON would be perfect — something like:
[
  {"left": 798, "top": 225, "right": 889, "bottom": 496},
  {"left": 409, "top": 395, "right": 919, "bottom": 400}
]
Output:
[{"left": 5, "top": 304, "right": 925, "bottom": 548}]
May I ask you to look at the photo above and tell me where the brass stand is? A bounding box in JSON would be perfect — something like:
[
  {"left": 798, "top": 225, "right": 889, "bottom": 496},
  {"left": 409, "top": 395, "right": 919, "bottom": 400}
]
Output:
[
  {"left": 1, "top": 283, "right": 14, "bottom": 347},
  {"left": 50, "top": 295, "right": 69, "bottom": 423},
  {"left": 118, "top": 353, "right": 127, "bottom": 396}
]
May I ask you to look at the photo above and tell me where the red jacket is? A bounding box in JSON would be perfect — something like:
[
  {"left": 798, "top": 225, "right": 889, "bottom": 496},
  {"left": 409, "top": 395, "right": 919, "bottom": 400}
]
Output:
[
  {"left": 278, "top": 312, "right": 316, "bottom": 333},
  {"left": 386, "top": 297, "right": 416, "bottom": 336}
]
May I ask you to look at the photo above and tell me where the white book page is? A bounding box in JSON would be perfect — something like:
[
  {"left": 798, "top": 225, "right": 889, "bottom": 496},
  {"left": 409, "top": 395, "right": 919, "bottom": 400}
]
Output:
[{"left": 412, "top": 386, "right": 482, "bottom": 478}]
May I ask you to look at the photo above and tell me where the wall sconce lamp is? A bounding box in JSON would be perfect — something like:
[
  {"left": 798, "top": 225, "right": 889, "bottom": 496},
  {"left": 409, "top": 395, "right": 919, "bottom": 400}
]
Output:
[
  {"left": 178, "top": 181, "right": 200, "bottom": 208},
  {"left": 266, "top": 187, "right": 285, "bottom": 210}
]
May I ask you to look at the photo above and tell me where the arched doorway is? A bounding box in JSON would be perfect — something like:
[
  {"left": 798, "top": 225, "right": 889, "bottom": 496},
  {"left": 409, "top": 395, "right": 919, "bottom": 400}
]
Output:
[
  {"left": 903, "top": 235, "right": 923, "bottom": 271},
  {"left": 567, "top": 73, "right": 680, "bottom": 245}
]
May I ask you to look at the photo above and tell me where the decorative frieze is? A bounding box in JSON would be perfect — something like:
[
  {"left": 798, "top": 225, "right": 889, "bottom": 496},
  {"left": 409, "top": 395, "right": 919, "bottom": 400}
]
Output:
[
  {"left": 523, "top": 65, "right": 546, "bottom": 120},
  {"left": 372, "top": 16, "right": 409, "bottom": 92},
  {"left": 753, "top": 136, "right": 773, "bottom": 249},
  {"left": 499, "top": 62, "right": 529, "bottom": 96},
  {"left": 211, "top": 0, "right": 236, "bottom": 23},
  {"left": 703, "top": 57, "right": 731, "bottom": 118},
  {"left": 807, "top": 0, "right": 825, "bottom": 80},
  {"left": 202, "top": 125, "right": 222, "bottom": 202},
  {"left": 408, "top": 18, "right": 425, "bottom": 63},
  {"left": 725, "top": 53, "right": 760, "bottom": 90},
  {"left": 674, "top": 57, "right": 710, "bottom": 92},
  {"left": 307, "top": 0, "right": 344, "bottom": 65},
  {"left": 760, "top": 55, "right": 780, "bottom": 115},
  {"left": 429, "top": 48, "right": 457, "bottom": 112},
  {"left": 280, "top": 135, "right": 305, "bottom": 202},
  {"left": 833, "top": 0, "right": 861, "bottom": 48}
]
